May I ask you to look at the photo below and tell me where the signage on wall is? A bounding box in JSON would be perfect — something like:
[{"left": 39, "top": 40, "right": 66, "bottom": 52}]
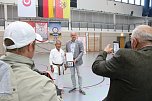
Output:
[
  {"left": 35, "top": 22, "right": 48, "bottom": 41},
  {"left": 48, "top": 22, "right": 62, "bottom": 41}
]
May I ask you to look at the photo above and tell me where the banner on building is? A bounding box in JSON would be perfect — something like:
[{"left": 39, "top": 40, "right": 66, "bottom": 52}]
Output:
[
  {"left": 38, "top": 0, "right": 70, "bottom": 19},
  {"left": 35, "top": 22, "right": 48, "bottom": 41},
  {"left": 18, "top": 0, "right": 36, "bottom": 17},
  {"left": 48, "top": 22, "right": 61, "bottom": 41},
  {"left": 38, "top": 0, "right": 54, "bottom": 18},
  {"left": 55, "top": 0, "right": 70, "bottom": 18}
]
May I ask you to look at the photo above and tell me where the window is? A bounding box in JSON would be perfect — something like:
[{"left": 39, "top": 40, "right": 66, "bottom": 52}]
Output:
[
  {"left": 122, "top": 0, "right": 128, "bottom": 3},
  {"left": 141, "top": 0, "right": 144, "bottom": 6},
  {"left": 70, "top": 0, "right": 77, "bottom": 7},
  {"left": 129, "top": 0, "right": 135, "bottom": 4},
  {"left": 115, "top": 0, "right": 143, "bottom": 5},
  {"left": 135, "top": 0, "right": 141, "bottom": 5}
]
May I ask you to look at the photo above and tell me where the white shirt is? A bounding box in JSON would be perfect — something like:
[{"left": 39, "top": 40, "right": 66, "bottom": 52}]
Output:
[
  {"left": 49, "top": 48, "right": 65, "bottom": 65},
  {"left": 70, "top": 41, "right": 76, "bottom": 55}
]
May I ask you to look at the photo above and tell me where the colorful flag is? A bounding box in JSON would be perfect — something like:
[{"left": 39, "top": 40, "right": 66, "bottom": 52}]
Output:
[
  {"left": 38, "top": 0, "right": 54, "bottom": 18},
  {"left": 18, "top": 0, "right": 36, "bottom": 17},
  {"left": 55, "top": 0, "right": 63, "bottom": 18},
  {"left": 55, "top": 0, "right": 70, "bottom": 18},
  {"left": 63, "top": 0, "right": 70, "bottom": 18},
  {"left": 48, "top": 0, "right": 54, "bottom": 18}
]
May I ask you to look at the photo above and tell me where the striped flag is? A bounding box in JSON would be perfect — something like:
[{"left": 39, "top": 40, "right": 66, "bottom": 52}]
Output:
[
  {"left": 38, "top": 0, "right": 54, "bottom": 18},
  {"left": 18, "top": 0, "right": 36, "bottom": 17},
  {"left": 55, "top": 0, "right": 70, "bottom": 18}
]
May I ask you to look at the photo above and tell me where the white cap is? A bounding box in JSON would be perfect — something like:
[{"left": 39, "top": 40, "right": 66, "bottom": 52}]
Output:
[{"left": 3, "top": 21, "right": 42, "bottom": 49}]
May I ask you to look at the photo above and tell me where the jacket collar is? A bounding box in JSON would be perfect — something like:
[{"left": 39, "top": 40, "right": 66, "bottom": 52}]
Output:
[
  {"left": 0, "top": 52, "right": 34, "bottom": 69},
  {"left": 139, "top": 46, "right": 152, "bottom": 51},
  {"left": 70, "top": 39, "right": 78, "bottom": 43}
]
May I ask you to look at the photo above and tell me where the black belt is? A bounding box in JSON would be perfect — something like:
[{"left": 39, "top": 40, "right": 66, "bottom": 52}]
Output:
[
  {"left": 53, "top": 63, "right": 63, "bottom": 66},
  {"left": 53, "top": 63, "right": 63, "bottom": 75}
]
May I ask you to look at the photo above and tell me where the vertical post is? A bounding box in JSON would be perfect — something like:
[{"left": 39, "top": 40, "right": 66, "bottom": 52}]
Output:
[
  {"left": 122, "top": 24, "right": 123, "bottom": 32},
  {"left": 4, "top": 4, "right": 7, "bottom": 29},
  {"left": 69, "top": 9, "right": 72, "bottom": 31},
  {"left": 69, "top": 17, "right": 71, "bottom": 30},
  {"left": 113, "top": 13, "right": 116, "bottom": 31},
  {"left": 12, "top": 4, "right": 14, "bottom": 20},
  {"left": 99, "top": 32, "right": 102, "bottom": 51},
  {"left": 85, "top": 32, "right": 88, "bottom": 52},
  {"left": 94, "top": 33, "right": 95, "bottom": 52},
  {"left": 87, "top": 22, "right": 88, "bottom": 31},
  {"left": 78, "top": 10, "right": 81, "bottom": 31},
  {"left": 0, "top": 3, "right": 2, "bottom": 19},
  {"left": 127, "top": 15, "right": 130, "bottom": 32},
  {"left": 101, "top": 24, "right": 102, "bottom": 31},
  {"left": 79, "top": 22, "right": 80, "bottom": 30},
  {"left": 88, "top": 32, "right": 90, "bottom": 52}
]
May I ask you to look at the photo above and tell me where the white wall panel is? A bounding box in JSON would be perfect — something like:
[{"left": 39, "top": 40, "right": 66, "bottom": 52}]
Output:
[{"left": 78, "top": 0, "right": 143, "bottom": 17}]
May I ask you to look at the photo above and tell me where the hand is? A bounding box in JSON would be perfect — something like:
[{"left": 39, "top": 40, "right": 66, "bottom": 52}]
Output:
[
  {"left": 104, "top": 44, "right": 113, "bottom": 54},
  {"left": 73, "top": 59, "right": 76, "bottom": 64},
  {"left": 50, "top": 65, "right": 54, "bottom": 73}
]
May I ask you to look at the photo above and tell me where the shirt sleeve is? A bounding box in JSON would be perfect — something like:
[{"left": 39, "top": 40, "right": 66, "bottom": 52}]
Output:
[{"left": 92, "top": 50, "right": 122, "bottom": 79}]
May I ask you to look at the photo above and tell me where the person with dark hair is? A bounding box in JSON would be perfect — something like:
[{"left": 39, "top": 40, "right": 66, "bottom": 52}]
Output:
[
  {"left": 92, "top": 25, "right": 152, "bottom": 101},
  {"left": 124, "top": 33, "right": 132, "bottom": 48},
  {"left": 0, "top": 21, "right": 62, "bottom": 101}
]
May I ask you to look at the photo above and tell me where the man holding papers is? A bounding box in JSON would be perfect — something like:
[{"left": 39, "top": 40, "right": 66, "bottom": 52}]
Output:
[{"left": 66, "top": 32, "right": 86, "bottom": 95}]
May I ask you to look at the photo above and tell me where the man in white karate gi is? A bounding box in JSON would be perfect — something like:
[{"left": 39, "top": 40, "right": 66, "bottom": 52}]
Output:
[{"left": 49, "top": 40, "right": 67, "bottom": 93}]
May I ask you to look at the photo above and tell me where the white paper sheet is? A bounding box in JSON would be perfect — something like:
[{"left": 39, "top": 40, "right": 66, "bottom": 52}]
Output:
[{"left": 66, "top": 52, "right": 73, "bottom": 61}]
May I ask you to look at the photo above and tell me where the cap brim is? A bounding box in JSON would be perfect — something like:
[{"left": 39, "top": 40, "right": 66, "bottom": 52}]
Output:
[{"left": 35, "top": 33, "right": 43, "bottom": 42}]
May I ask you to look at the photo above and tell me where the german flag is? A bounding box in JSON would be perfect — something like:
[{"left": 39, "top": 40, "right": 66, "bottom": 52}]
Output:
[
  {"left": 55, "top": 0, "right": 70, "bottom": 18},
  {"left": 38, "top": 0, "right": 54, "bottom": 18}
]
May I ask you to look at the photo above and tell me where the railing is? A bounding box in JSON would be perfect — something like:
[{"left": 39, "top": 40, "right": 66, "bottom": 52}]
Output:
[
  {"left": 63, "top": 21, "right": 144, "bottom": 32},
  {"left": 0, "top": 19, "right": 145, "bottom": 32}
]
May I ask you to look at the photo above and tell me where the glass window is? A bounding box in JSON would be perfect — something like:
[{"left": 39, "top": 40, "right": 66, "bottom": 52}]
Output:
[
  {"left": 135, "top": 0, "right": 141, "bottom": 5},
  {"left": 129, "top": 0, "right": 135, "bottom": 4},
  {"left": 141, "top": 0, "right": 144, "bottom": 6},
  {"left": 122, "top": 0, "right": 128, "bottom": 3},
  {"left": 115, "top": 0, "right": 121, "bottom": 1},
  {"left": 150, "top": 0, "right": 151, "bottom": 7}
]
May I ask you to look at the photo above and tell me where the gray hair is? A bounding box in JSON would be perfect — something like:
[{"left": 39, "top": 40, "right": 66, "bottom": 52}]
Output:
[{"left": 131, "top": 25, "right": 152, "bottom": 43}]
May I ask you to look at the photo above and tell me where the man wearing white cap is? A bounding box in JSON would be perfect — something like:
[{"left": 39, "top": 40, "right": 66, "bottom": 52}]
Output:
[{"left": 0, "top": 21, "right": 62, "bottom": 101}]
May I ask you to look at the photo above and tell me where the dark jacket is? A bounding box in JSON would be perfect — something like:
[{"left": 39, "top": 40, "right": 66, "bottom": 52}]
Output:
[
  {"left": 92, "top": 46, "right": 152, "bottom": 101},
  {"left": 124, "top": 41, "right": 131, "bottom": 48}
]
